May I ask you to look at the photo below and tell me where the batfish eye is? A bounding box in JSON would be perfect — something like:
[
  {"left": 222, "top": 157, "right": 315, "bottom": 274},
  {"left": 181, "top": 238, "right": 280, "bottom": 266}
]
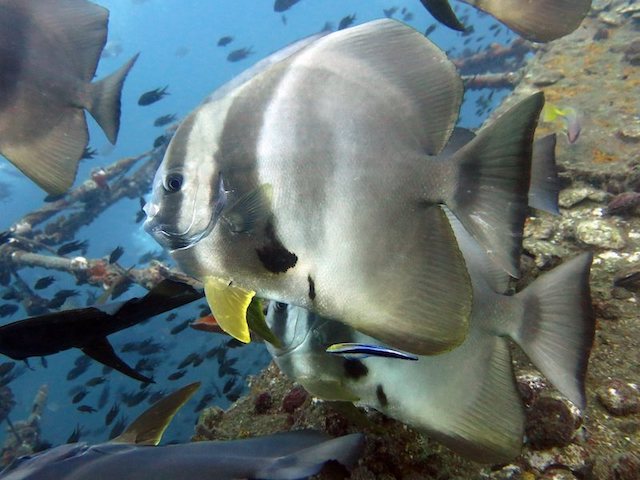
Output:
[
  {"left": 275, "top": 302, "right": 287, "bottom": 312},
  {"left": 164, "top": 173, "right": 183, "bottom": 193}
]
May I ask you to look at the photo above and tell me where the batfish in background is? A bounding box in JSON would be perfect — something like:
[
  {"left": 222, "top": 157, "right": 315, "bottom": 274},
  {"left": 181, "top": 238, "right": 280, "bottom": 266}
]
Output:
[
  {"left": 0, "top": 382, "right": 364, "bottom": 479},
  {"left": 264, "top": 138, "right": 594, "bottom": 461},
  {"left": 145, "top": 19, "right": 543, "bottom": 357},
  {"left": 419, "top": 0, "right": 593, "bottom": 42},
  {"left": 0, "top": 279, "right": 203, "bottom": 383},
  {"left": 0, "top": 0, "right": 138, "bottom": 194}
]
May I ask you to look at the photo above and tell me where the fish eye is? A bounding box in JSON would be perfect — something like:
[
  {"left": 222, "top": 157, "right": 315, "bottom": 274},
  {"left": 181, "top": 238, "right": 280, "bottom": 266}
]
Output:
[
  {"left": 164, "top": 173, "right": 183, "bottom": 193},
  {"left": 275, "top": 302, "right": 287, "bottom": 312}
]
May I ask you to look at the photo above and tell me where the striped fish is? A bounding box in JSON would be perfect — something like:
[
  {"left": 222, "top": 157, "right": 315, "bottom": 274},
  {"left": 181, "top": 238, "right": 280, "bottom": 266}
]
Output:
[{"left": 144, "top": 19, "right": 542, "bottom": 356}]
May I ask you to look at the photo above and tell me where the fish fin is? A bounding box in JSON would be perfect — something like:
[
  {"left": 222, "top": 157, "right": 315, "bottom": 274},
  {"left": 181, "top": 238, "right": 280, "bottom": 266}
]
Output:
[
  {"left": 473, "top": 0, "right": 591, "bottom": 42},
  {"left": 26, "top": 0, "right": 108, "bottom": 81},
  {"left": 112, "top": 382, "right": 200, "bottom": 445},
  {"left": 443, "top": 206, "right": 512, "bottom": 294},
  {"left": 446, "top": 92, "right": 544, "bottom": 277},
  {"left": 203, "top": 276, "right": 254, "bottom": 343},
  {"left": 222, "top": 184, "right": 273, "bottom": 233},
  {"left": 420, "top": 338, "right": 525, "bottom": 462},
  {"left": 418, "top": 0, "right": 466, "bottom": 31},
  {"left": 303, "top": 19, "right": 462, "bottom": 155},
  {"left": 255, "top": 432, "right": 364, "bottom": 479},
  {"left": 86, "top": 54, "right": 139, "bottom": 144},
  {"left": 247, "top": 297, "right": 282, "bottom": 348},
  {"left": 190, "top": 314, "right": 225, "bottom": 334},
  {"left": 511, "top": 252, "right": 595, "bottom": 409},
  {"left": 82, "top": 338, "right": 153, "bottom": 384},
  {"left": 351, "top": 205, "right": 471, "bottom": 355},
  {"left": 298, "top": 376, "right": 361, "bottom": 402},
  {"left": 529, "top": 134, "right": 560, "bottom": 215},
  {"left": 0, "top": 108, "right": 87, "bottom": 194}
]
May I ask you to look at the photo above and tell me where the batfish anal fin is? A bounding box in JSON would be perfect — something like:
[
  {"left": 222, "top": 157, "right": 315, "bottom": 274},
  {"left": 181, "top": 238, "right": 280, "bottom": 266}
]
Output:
[
  {"left": 203, "top": 276, "right": 254, "bottom": 343},
  {"left": 82, "top": 337, "right": 153, "bottom": 384}
]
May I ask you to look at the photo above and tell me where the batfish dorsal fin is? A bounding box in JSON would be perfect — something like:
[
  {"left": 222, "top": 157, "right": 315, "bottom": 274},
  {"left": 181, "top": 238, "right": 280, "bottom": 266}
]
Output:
[
  {"left": 82, "top": 337, "right": 153, "bottom": 384},
  {"left": 112, "top": 382, "right": 201, "bottom": 445}
]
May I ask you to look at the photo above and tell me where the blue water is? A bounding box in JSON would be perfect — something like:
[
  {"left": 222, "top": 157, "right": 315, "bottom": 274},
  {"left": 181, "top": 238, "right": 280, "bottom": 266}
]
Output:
[{"left": 0, "top": 0, "right": 518, "bottom": 450}]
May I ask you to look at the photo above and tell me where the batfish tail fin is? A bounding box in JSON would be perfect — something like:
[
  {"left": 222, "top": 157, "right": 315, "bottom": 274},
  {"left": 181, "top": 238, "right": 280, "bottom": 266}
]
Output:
[
  {"left": 418, "top": 0, "right": 466, "bottom": 31},
  {"left": 86, "top": 53, "right": 138, "bottom": 144},
  {"left": 446, "top": 92, "right": 544, "bottom": 277},
  {"left": 82, "top": 337, "right": 153, "bottom": 384},
  {"left": 473, "top": 0, "right": 592, "bottom": 42},
  {"left": 529, "top": 133, "right": 560, "bottom": 215},
  {"left": 512, "top": 253, "right": 595, "bottom": 408},
  {"left": 256, "top": 431, "right": 364, "bottom": 479}
]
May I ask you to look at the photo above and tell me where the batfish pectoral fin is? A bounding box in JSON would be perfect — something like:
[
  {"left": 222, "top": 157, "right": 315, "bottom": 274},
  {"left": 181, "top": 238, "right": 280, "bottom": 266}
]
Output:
[
  {"left": 347, "top": 206, "right": 472, "bottom": 356},
  {"left": 82, "top": 337, "right": 153, "bottom": 384},
  {"left": 112, "top": 382, "right": 201, "bottom": 445},
  {"left": 298, "top": 376, "right": 360, "bottom": 403},
  {"left": 222, "top": 183, "right": 273, "bottom": 233},
  {"left": 247, "top": 297, "right": 282, "bottom": 348},
  {"left": 203, "top": 276, "right": 254, "bottom": 343}
]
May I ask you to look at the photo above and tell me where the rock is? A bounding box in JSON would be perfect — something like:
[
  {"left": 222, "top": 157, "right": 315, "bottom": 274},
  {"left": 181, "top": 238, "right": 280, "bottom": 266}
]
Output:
[
  {"left": 533, "top": 69, "right": 565, "bottom": 86},
  {"left": 525, "top": 395, "right": 582, "bottom": 449},
  {"left": 596, "top": 379, "right": 640, "bottom": 416},
  {"left": 540, "top": 467, "right": 579, "bottom": 480},
  {"left": 480, "top": 464, "right": 524, "bottom": 479},
  {"left": 282, "top": 385, "right": 308, "bottom": 413},
  {"left": 524, "top": 444, "right": 593, "bottom": 478},
  {"left": 575, "top": 219, "right": 626, "bottom": 249},
  {"left": 609, "top": 452, "right": 640, "bottom": 480},
  {"left": 621, "top": 39, "right": 640, "bottom": 65},
  {"left": 618, "top": 122, "right": 640, "bottom": 142},
  {"left": 254, "top": 391, "right": 272, "bottom": 414}
]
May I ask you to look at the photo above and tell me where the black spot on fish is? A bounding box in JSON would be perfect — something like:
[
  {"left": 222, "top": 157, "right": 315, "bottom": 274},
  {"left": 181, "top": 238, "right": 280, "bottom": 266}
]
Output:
[
  {"left": 376, "top": 385, "right": 388, "bottom": 407},
  {"left": 256, "top": 221, "right": 297, "bottom": 273},
  {"left": 343, "top": 359, "right": 368, "bottom": 380},
  {"left": 307, "top": 275, "right": 316, "bottom": 301}
]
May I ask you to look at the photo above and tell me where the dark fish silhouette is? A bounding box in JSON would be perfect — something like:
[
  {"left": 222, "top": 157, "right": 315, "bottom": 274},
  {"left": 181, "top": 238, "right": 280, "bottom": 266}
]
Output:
[
  {"left": 72, "top": 389, "right": 89, "bottom": 404},
  {"left": 56, "top": 240, "right": 89, "bottom": 256},
  {"left": 338, "top": 13, "right": 356, "bottom": 30},
  {"left": 108, "top": 246, "right": 124, "bottom": 264},
  {"left": 34, "top": 276, "right": 55, "bottom": 290},
  {"left": 274, "top": 0, "right": 301, "bottom": 12},
  {"left": 227, "top": 47, "right": 253, "bottom": 62},
  {"left": 153, "top": 114, "right": 177, "bottom": 127},
  {"left": 77, "top": 405, "right": 96, "bottom": 414},
  {"left": 105, "top": 403, "right": 120, "bottom": 426},
  {"left": 66, "top": 424, "right": 84, "bottom": 444},
  {"left": 0, "top": 279, "right": 203, "bottom": 383},
  {"left": 167, "top": 370, "right": 187, "bottom": 381},
  {"left": 0, "top": 0, "right": 137, "bottom": 194},
  {"left": 0, "top": 305, "right": 18, "bottom": 318},
  {"left": 217, "top": 35, "right": 234, "bottom": 47},
  {"left": 170, "top": 319, "right": 190, "bottom": 335},
  {"left": 138, "top": 86, "right": 169, "bottom": 106}
]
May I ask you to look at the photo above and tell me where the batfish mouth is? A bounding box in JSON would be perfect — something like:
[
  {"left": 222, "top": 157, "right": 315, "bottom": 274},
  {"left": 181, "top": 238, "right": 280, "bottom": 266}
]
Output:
[{"left": 144, "top": 221, "right": 201, "bottom": 251}]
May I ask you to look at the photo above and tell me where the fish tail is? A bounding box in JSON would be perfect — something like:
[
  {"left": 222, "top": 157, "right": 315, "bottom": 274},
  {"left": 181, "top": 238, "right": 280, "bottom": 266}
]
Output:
[
  {"left": 446, "top": 92, "right": 544, "bottom": 277},
  {"left": 86, "top": 53, "right": 139, "bottom": 144},
  {"left": 529, "top": 133, "right": 560, "bottom": 214},
  {"left": 256, "top": 431, "right": 364, "bottom": 479},
  {"left": 511, "top": 252, "right": 595, "bottom": 409}
]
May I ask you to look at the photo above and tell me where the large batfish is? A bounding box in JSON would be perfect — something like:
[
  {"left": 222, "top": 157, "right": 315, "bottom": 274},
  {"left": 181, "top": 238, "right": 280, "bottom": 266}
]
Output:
[
  {"left": 0, "top": 0, "right": 137, "bottom": 194},
  {"left": 264, "top": 136, "right": 594, "bottom": 461},
  {"left": 145, "top": 19, "right": 543, "bottom": 355}
]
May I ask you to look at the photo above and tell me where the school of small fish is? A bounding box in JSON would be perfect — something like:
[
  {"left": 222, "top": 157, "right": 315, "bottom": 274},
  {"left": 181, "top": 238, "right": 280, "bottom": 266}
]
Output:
[{"left": 0, "top": 0, "right": 598, "bottom": 476}]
